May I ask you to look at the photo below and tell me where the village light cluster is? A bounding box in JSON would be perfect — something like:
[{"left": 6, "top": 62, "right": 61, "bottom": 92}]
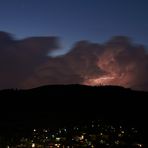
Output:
[{"left": 5, "top": 120, "right": 145, "bottom": 148}]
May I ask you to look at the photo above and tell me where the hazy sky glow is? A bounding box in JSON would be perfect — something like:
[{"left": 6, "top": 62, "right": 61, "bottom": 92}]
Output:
[{"left": 0, "top": 0, "right": 148, "bottom": 90}]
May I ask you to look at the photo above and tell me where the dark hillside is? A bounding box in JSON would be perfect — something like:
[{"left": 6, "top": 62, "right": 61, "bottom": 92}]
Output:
[
  {"left": 0, "top": 85, "right": 147, "bottom": 143},
  {"left": 0, "top": 85, "right": 147, "bottom": 129}
]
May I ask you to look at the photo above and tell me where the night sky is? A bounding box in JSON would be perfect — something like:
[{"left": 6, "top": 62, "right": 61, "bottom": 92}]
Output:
[
  {"left": 0, "top": 0, "right": 148, "bottom": 90},
  {"left": 1, "top": 0, "right": 148, "bottom": 49}
]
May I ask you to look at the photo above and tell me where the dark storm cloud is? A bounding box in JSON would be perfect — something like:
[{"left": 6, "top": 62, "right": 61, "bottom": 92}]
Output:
[
  {"left": 24, "top": 36, "right": 148, "bottom": 91},
  {"left": 0, "top": 31, "right": 59, "bottom": 89},
  {"left": 0, "top": 31, "right": 148, "bottom": 90},
  {"left": 23, "top": 41, "right": 104, "bottom": 88}
]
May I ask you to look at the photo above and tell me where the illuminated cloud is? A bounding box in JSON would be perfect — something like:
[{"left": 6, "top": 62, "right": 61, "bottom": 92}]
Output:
[
  {"left": 0, "top": 31, "right": 148, "bottom": 90},
  {"left": 84, "top": 37, "right": 148, "bottom": 90},
  {"left": 24, "top": 37, "right": 148, "bottom": 90}
]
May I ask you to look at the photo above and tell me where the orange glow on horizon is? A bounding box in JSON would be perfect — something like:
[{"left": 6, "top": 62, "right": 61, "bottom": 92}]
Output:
[{"left": 83, "top": 75, "right": 115, "bottom": 86}]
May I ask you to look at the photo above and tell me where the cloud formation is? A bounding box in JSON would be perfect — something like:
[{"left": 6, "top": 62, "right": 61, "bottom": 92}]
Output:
[
  {"left": 0, "top": 31, "right": 148, "bottom": 90},
  {"left": 0, "top": 31, "right": 58, "bottom": 89}
]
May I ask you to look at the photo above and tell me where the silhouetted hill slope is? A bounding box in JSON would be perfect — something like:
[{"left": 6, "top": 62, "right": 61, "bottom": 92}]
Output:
[
  {"left": 0, "top": 85, "right": 147, "bottom": 116},
  {"left": 0, "top": 85, "right": 148, "bottom": 111},
  {"left": 0, "top": 85, "right": 147, "bottom": 140},
  {"left": 1, "top": 84, "right": 148, "bottom": 96}
]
